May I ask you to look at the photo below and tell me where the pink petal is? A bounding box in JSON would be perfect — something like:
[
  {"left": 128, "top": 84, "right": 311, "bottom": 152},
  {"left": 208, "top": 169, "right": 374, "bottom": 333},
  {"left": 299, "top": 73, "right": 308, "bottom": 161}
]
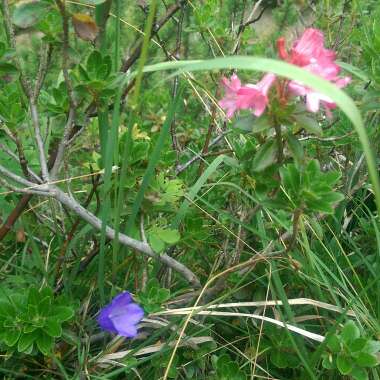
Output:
[
  {"left": 288, "top": 81, "right": 307, "bottom": 96},
  {"left": 292, "top": 28, "right": 325, "bottom": 65},
  {"left": 335, "top": 76, "right": 351, "bottom": 88},
  {"left": 219, "top": 98, "right": 237, "bottom": 119},
  {"left": 306, "top": 92, "right": 321, "bottom": 113},
  {"left": 256, "top": 73, "right": 277, "bottom": 95},
  {"left": 219, "top": 74, "right": 243, "bottom": 118}
]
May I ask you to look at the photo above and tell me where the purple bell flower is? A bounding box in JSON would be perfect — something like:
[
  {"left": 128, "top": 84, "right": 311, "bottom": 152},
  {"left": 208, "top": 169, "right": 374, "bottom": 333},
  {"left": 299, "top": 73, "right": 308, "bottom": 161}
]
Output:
[{"left": 97, "top": 291, "right": 144, "bottom": 338}]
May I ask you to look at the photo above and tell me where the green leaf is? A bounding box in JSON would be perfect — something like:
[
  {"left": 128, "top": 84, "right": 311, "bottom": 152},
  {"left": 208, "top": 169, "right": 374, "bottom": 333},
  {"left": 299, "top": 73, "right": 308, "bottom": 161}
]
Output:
[
  {"left": 295, "top": 114, "right": 322, "bottom": 136},
  {"left": 234, "top": 114, "right": 270, "bottom": 134},
  {"left": 252, "top": 140, "right": 277, "bottom": 172},
  {"left": 157, "top": 229, "right": 180, "bottom": 244},
  {"left": 53, "top": 306, "right": 74, "bottom": 322},
  {"left": 270, "top": 350, "right": 289, "bottom": 368},
  {"left": 351, "top": 367, "right": 369, "bottom": 380},
  {"left": 351, "top": 338, "right": 368, "bottom": 352},
  {"left": 38, "top": 296, "right": 51, "bottom": 314},
  {"left": 87, "top": 51, "right": 103, "bottom": 74},
  {"left": 307, "top": 199, "right": 334, "bottom": 214},
  {"left": 12, "top": 1, "right": 50, "bottom": 28},
  {"left": 364, "top": 340, "right": 380, "bottom": 354},
  {"left": 281, "top": 163, "right": 301, "bottom": 194},
  {"left": 327, "top": 335, "right": 341, "bottom": 353},
  {"left": 3, "top": 329, "right": 21, "bottom": 347},
  {"left": 337, "top": 354, "right": 353, "bottom": 375},
  {"left": 39, "top": 287, "right": 54, "bottom": 299},
  {"left": 354, "top": 352, "right": 378, "bottom": 368},
  {"left": 23, "top": 324, "right": 38, "bottom": 334},
  {"left": 0, "top": 301, "right": 15, "bottom": 318},
  {"left": 0, "top": 42, "right": 5, "bottom": 57},
  {"left": 321, "top": 192, "right": 344, "bottom": 203},
  {"left": 322, "top": 354, "right": 335, "bottom": 370},
  {"left": 17, "top": 333, "right": 35, "bottom": 352},
  {"left": 233, "top": 115, "right": 255, "bottom": 132},
  {"left": 0, "top": 62, "right": 18, "bottom": 76},
  {"left": 336, "top": 61, "right": 369, "bottom": 82},
  {"left": 149, "top": 233, "right": 165, "bottom": 253},
  {"left": 146, "top": 278, "right": 160, "bottom": 291},
  {"left": 28, "top": 286, "right": 40, "bottom": 307},
  {"left": 156, "top": 288, "right": 170, "bottom": 303},
  {"left": 44, "top": 318, "right": 62, "bottom": 338},
  {"left": 36, "top": 331, "right": 53, "bottom": 355},
  {"left": 286, "top": 134, "right": 304, "bottom": 166},
  {"left": 341, "top": 321, "right": 360, "bottom": 344}
]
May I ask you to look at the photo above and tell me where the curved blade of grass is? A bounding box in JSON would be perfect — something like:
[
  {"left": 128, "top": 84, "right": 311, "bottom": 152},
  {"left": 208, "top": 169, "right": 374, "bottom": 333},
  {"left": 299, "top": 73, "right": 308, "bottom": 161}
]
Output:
[
  {"left": 125, "top": 88, "right": 183, "bottom": 233},
  {"left": 142, "top": 56, "right": 380, "bottom": 215},
  {"left": 110, "top": 0, "right": 157, "bottom": 278},
  {"left": 171, "top": 154, "right": 226, "bottom": 229},
  {"left": 97, "top": 73, "right": 129, "bottom": 302}
]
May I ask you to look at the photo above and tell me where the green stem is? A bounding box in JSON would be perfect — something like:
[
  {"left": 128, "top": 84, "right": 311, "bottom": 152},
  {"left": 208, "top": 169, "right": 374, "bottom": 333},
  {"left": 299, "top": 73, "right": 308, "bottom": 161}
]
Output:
[
  {"left": 95, "top": 0, "right": 112, "bottom": 50},
  {"left": 111, "top": 0, "right": 158, "bottom": 279},
  {"left": 113, "top": 0, "right": 121, "bottom": 71}
]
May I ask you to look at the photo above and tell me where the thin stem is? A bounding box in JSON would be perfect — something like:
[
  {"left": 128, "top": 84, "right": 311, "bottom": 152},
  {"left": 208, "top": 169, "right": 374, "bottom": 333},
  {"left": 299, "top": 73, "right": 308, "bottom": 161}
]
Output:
[
  {"left": 33, "top": 43, "right": 52, "bottom": 100},
  {"left": 30, "top": 102, "right": 50, "bottom": 182},
  {"left": 273, "top": 122, "right": 284, "bottom": 164},
  {"left": 286, "top": 207, "right": 303, "bottom": 253},
  {"left": 51, "top": 187, "right": 201, "bottom": 287}
]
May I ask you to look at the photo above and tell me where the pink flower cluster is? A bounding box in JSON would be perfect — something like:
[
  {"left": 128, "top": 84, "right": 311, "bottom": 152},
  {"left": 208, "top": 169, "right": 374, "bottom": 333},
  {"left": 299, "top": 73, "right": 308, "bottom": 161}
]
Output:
[{"left": 219, "top": 28, "right": 351, "bottom": 119}]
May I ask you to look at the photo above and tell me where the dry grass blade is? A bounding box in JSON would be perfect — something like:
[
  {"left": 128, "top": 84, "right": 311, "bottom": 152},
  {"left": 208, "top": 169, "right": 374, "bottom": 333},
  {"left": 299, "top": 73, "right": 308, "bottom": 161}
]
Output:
[
  {"left": 157, "top": 310, "right": 326, "bottom": 342},
  {"left": 157, "top": 297, "right": 356, "bottom": 317}
]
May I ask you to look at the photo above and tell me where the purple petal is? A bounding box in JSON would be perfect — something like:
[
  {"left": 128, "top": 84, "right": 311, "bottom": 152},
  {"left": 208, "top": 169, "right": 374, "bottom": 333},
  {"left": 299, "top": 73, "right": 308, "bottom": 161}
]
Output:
[
  {"left": 110, "top": 303, "right": 144, "bottom": 337},
  {"left": 110, "top": 291, "right": 133, "bottom": 308},
  {"left": 97, "top": 292, "right": 132, "bottom": 333},
  {"left": 97, "top": 304, "right": 117, "bottom": 333},
  {"left": 97, "top": 291, "right": 144, "bottom": 337}
]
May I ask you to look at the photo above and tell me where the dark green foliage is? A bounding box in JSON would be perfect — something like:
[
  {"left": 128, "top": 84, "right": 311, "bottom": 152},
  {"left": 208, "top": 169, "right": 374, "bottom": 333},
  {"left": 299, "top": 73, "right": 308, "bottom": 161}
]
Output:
[
  {"left": 0, "top": 286, "right": 74, "bottom": 355},
  {"left": 322, "top": 321, "right": 380, "bottom": 379},
  {"left": 275, "top": 160, "right": 344, "bottom": 214},
  {"left": 138, "top": 279, "right": 170, "bottom": 313}
]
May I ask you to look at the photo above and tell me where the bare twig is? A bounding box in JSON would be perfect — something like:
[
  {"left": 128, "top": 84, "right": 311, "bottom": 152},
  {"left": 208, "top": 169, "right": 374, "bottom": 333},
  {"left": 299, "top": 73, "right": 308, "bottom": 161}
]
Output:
[
  {"left": 299, "top": 131, "right": 355, "bottom": 142},
  {"left": 175, "top": 131, "right": 229, "bottom": 174},
  {"left": 0, "top": 142, "right": 41, "bottom": 183},
  {"left": 55, "top": 173, "right": 101, "bottom": 279},
  {"left": 0, "top": 163, "right": 42, "bottom": 189},
  {"left": 30, "top": 102, "right": 50, "bottom": 182},
  {"left": 50, "top": 108, "right": 76, "bottom": 178},
  {"left": 0, "top": 178, "right": 50, "bottom": 197},
  {"left": 121, "top": 1, "right": 186, "bottom": 72},
  {"left": 232, "top": 0, "right": 265, "bottom": 54},
  {"left": 33, "top": 43, "right": 52, "bottom": 100},
  {"left": 0, "top": 194, "right": 33, "bottom": 240},
  {"left": 51, "top": 187, "right": 201, "bottom": 287},
  {"left": 51, "top": 0, "right": 77, "bottom": 179}
]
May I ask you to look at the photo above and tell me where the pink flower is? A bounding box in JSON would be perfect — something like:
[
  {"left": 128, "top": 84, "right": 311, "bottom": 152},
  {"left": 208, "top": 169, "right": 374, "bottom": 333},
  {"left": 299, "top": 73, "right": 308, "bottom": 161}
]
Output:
[
  {"left": 288, "top": 76, "right": 351, "bottom": 114},
  {"left": 236, "top": 73, "right": 276, "bottom": 117},
  {"left": 289, "top": 28, "right": 338, "bottom": 70},
  {"left": 278, "top": 28, "right": 351, "bottom": 113},
  {"left": 218, "top": 74, "right": 242, "bottom": 118},
  {"left": 219, "top": 73, "right": 276, "bottom": 118}
]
